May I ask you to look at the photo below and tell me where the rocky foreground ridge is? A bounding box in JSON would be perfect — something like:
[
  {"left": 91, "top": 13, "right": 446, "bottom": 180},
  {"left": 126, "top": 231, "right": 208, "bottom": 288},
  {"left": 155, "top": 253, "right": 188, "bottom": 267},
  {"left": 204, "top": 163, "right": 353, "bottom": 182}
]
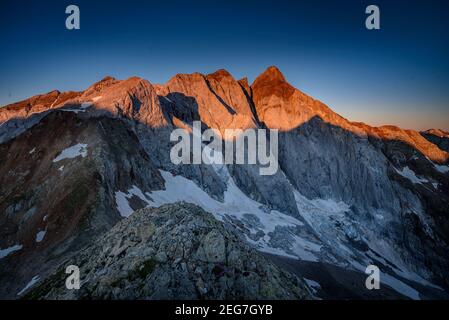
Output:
[{"left": 23, "top": 203, "right": 311, "bottom": 300}]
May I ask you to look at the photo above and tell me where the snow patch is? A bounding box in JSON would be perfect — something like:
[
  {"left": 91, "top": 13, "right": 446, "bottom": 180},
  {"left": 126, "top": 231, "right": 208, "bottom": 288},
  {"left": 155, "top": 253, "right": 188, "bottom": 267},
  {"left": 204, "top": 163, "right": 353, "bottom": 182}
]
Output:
[
  {"left": 60, "top": 108, "right": 86, "bottom": 114},
  {"left": 35, "top": 230, "right": 46, "bottom": 243},
  {"left": 29, "top": 148, "right": 36, "bottom": 154},
  {"left": 163, "top": 96, "right": 173, "bottom": 103},
  {"left": 395, "top": 166, "right": 428, "bottom": 184},
  {"left": 434, "top": 164, "right": 449, "bottom": 174},
  {"left": 0, "top": 244, "right": 23, "bottom": 259},
  {"left": 115, "top": 191, "right": 133, "bottom": 217},
  {"left": 53, "top": 143, "right": 88, "bottom": 163},
  {"left": 81, "top": 102, "right": 93, "bottom": 109},
  {"left": 92, "top": 96, "right": 102, "bottom": 102},
  {"left": 60, "top": 99, "right": 95, "bottom": 113},
  {"left": 58, "top": 165, "right": 64, "bottom": 172},
  {"left": 49, "top": 96, "right": 59, "bottom": 108},
  {"left": 17, "top": 276, "right": 40, "bottom": 296},
  {"left": 114, "top": 185, "right": 151, "bottom": 218},
  {"left": 292, "top": 190, "right": 354, "bottom": 261}
]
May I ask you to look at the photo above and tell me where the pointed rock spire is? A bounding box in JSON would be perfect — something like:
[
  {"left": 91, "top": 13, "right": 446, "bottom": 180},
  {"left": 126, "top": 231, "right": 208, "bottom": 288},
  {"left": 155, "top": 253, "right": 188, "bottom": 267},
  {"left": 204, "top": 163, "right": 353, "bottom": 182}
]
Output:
[
  {"left": 252, "top": 66, "right": 287, "bottom": 88},
  {"left": 251, "top": 66, "right": 295, "bottom": 101}
]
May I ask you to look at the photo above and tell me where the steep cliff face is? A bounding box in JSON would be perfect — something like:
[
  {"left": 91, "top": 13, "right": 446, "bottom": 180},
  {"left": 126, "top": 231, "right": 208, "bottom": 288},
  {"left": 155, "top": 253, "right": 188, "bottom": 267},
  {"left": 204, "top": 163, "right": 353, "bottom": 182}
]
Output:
[
  {"left": 0, "top": 66, "right": 448, "bottom": 300},
  {"left": 80, "top": 77, "right": 170, "bottom": 129},
  {"left": 154, "top": 69, "right": 258, "bottom": 135}
]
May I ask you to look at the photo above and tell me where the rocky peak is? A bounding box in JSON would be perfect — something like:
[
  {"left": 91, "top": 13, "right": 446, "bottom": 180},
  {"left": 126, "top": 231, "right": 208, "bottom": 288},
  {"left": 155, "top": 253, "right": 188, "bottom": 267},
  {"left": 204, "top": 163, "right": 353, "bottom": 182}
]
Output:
[
  {"left": 206, "top": 69, "right": 234, "bottom": 82},
  {"left": 251, "top": 66, "right": 320, "bottom": 130},
  {"left": 1, "top": 68, "right": 448, "bottom": 163},
  {"left": 2, "top": 90, "right": 59, "bottom": 111},
  {"left": 248, "top": 66, "right": 449, "bottom": 163},
  {"left": 82, "top": 76, "right": 119, "bottom": 98},
  {"left": 252, "top": 66, "right": 287, "bottom": 87},
  {"left": 85, "top": 77, "right": 169, "bottom": 128},
  {"left": 156, "top": 69, "right": 258, "bottom": 134},
  {"left": 0, "top": 90, "right": 80, "bottom": 124}
]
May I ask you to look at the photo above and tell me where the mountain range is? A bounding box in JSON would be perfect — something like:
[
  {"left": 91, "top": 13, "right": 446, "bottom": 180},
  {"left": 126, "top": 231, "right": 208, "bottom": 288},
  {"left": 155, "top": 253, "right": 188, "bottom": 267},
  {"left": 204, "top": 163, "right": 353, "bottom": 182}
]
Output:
[{"left": 0, "top": 66, "right": 448, "bottom": 300}]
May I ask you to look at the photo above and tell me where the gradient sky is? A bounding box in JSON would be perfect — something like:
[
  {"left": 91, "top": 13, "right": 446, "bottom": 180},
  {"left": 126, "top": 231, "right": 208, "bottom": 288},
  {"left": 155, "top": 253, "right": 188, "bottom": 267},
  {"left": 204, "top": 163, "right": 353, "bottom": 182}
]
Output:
[{"left": 1, "top": 0, "right": 448, "bottom": 130}]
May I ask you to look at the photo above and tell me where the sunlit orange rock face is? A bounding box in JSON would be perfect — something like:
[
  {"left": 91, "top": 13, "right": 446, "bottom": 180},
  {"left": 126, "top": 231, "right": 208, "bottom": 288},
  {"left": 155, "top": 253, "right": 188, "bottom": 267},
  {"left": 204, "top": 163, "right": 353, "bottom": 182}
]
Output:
[
  {"left": 423, "top": 129, "right": 449, "bottom": 139},
  {"left": 369, "top": 126, "right": 449, "bottom": 163},
  {"left": 81, "top": 76, "right": 169, "bottom": 128},
  {"left": 251, "top": 66, "right": 449, "bottom": 163},
  {"left": 155, "top": 69, "right": 258, "bottom": 135},
  {"left": 250, "top": 66, "right": 343, "bottom": 131},
  {"left": 1, "top": 65, "right": 448, "bottom": 162},
  {"left": 0, "top": 90, "right": 80, "bottom": 123},
  {"left": 421, "top": 129, "right": 449, "bottom": 153},
  {"left": 0, "top": 76, "right": 168, "bottom": 129}
]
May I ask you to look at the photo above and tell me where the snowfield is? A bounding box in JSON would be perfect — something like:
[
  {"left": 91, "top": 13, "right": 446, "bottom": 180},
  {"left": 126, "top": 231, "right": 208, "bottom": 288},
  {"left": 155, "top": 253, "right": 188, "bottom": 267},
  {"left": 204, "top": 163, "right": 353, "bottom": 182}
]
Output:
[
  {"left": 53, "top": 143, "right": 88, "bottom": 163},
  {"left": 115, "top": 170, "right": 321, "bottom": 262}
]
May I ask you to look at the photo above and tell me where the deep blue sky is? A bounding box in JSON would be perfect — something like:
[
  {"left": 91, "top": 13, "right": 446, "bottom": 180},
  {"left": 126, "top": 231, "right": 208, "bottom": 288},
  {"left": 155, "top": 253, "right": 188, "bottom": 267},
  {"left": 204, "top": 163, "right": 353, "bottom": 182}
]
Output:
[{"left": 1, "top": 0, "right": 448, "bottom": 130}]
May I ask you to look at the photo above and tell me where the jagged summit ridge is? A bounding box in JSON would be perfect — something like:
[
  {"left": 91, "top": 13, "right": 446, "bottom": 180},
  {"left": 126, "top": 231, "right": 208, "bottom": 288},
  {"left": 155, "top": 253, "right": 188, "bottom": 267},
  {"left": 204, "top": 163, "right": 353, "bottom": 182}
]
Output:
[
  {"left": 423, "top": 129, "right": 449, "bottom": 139},
  {"left": 1, "top": 66, "right": 448, "bottom": 163}
]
